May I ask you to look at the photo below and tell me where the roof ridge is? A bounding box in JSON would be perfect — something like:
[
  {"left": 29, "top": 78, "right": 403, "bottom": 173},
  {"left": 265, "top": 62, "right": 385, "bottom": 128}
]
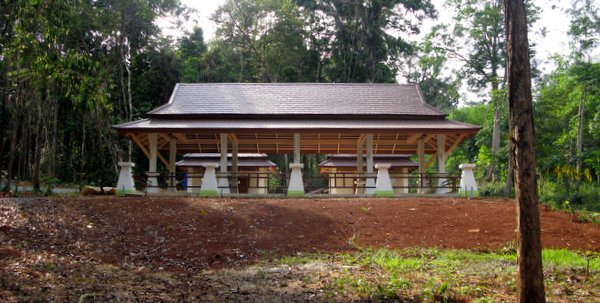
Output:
[{"left": 176, "top": 82, "right": 415, "bottom": 86}]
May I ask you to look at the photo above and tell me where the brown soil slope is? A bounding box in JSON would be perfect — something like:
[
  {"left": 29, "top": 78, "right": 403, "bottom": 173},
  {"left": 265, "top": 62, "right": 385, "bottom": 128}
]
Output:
[{"left": 1, "top": 197, "right": 598, "bottom": 273}]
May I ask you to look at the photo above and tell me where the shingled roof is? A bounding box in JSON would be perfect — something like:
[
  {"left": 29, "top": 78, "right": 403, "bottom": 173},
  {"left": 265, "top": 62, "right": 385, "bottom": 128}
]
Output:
[
  {"left": 113, "top": 83, "right": 480, "bottom": 155},
  {"left": 147, "top": 83, "right": 446, "bottom": 118}
]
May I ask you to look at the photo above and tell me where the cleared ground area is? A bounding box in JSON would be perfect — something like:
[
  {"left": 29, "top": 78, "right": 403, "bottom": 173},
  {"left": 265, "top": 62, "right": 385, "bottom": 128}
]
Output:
[{"left": 1, "top": 197, "right": 599, "bottom": 302}]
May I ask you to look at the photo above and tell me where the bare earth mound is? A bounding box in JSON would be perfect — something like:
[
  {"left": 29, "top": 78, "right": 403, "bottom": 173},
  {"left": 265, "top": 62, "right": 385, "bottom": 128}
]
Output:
[
  {"left": 1, "top": 197, "right": 599, "bottom": 302},
  {"left": 1, "top": 197, "right": 598, "bottom": 273}
]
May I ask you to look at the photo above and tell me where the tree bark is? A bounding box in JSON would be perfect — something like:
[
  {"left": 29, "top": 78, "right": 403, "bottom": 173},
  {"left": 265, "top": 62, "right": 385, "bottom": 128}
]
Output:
[
  {"left": 575, "top": 87, "right": 586, "bottom": 172},
  {"left": 504, "top": 148, "right": 514, "bottom": 195},
  {"left": 503, "top": 0, "right": 546, "bottom": 302}
]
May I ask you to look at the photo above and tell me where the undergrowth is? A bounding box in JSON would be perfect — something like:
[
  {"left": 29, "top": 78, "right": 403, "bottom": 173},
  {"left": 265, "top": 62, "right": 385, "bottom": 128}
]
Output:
[{"left": 275, "top": 247, "right": 600, "bottom": 302}]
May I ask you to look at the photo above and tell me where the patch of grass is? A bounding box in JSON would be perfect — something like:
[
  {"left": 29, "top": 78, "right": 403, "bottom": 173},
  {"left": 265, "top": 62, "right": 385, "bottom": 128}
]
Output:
[
  {"left": 327, "top": 247, "right": 597, "bottom": 302},
  {"left": 543, "top": 249, "right": 600, "bottom": 271},
  {"left": 277, "top": 254, "right": 319, "bottom": 265}
]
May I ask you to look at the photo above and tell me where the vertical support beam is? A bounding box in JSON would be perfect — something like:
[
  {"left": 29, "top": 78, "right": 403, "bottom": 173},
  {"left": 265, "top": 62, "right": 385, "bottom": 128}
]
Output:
[
  {"left": 168, "top": 137, "right": 177, "bottom": 192},
  {"left": 293, "top": 133, "right": 301, "bottom": 163},
  {"left": 219, "top": 133, "right": 230, "bottom": 194},
  {"left": 418, "top": 137, "right": 425, "bottom": 194},
  {"left": 231, "top": 135, "right": 239, "bottom": 194},
  {"left": 356, "top": 142, "right": 364, "bottom": 174},
  {"left": 437, "top": 134, "right": 448, "bottom": 194},
  {"left": 147, "top": 133, "right": 159, "bottom": 194},
  {"left": 288, "top": 133, "right": 304, "bottom": 196},
  {"left": 355, "top": 141, "right": 365, "bottom": 194},
  {"left": 365, "top": 134, "right": 375, "bottom": 195},
  {"left": 186, "top": 168, "right": 200, "bottom": 194}
]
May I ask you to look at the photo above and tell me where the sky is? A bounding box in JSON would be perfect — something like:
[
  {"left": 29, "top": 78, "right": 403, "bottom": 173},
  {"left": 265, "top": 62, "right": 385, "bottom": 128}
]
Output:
[{"left": 160, "top": 0, "right": 575, "bottom": 79}]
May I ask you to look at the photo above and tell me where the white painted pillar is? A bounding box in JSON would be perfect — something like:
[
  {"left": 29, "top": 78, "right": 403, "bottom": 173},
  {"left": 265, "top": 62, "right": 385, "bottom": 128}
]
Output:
[
  {"left": 437, "top": 134, "right": 448, "bottom": 194},
  {"left": 218, "top": 133, "right": 230, "bottom": 194},
  {"left": 288, "top": 133, "right": 304, "bottom": 197},
  {"left": 459, "top": 163, "right": 478, "bottom": 196},
  {"left": 232, "top": 136, "right": 239, "bottom": 194},
  {"left": 168, "top": 137, "right": 177, "bottom": 192},
  {"left": 365, "top": 134, "right": 375, "bottom": 195},
  {"left": 116, "top": 162, "right": 136, "bottom": 195},
  {"left": 147, "top": 133, "right": 159, "bottom": 194},
  {"left": 417, "top": 138, "right": 426, "bottom": 194},
  {"left": 199, "top": 163, "right": 219, "bottom": 197},
  {"left": 375, "top": 163, "right": 394, "bottom": 197}
]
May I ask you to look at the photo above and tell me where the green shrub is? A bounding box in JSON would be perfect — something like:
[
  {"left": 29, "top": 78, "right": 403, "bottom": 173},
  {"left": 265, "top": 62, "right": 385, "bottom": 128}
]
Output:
[
  {"left": 478, "top": 182, "right": 510, "bottom": 197},
  {"left": 539, "top": 181, "right": 600, "bottom": 211}
]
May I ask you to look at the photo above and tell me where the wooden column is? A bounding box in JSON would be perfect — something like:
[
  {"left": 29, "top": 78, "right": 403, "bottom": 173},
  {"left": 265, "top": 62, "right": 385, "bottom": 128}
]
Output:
[
  {"left": 365, "top": 134, "right": 375, "bottom": 195},
  {"left": 437, "top": 134, "right": 447, "bottom": 194},
  {"left": 219, "top": 133, "right": 230, "bottom": 194},
  {"left": 232, "top": 135, "right": 239, "bottom": 194},
  {"left": 288, "top": 133, "right": 304, "bottom": 196},
  {"left": 355, "top": 139, "right": 365, "bottom": 195},
  {"left": 293, "top": 133, "right": 301, "bottom": 163},
  {"left": 418, "top": 137, "right": 425, "bottom": 194},
  {"left": 168, "top": 137, "right": 177, "bottom": 191},
  {"left": 147, "top": 133, "right": 159, "bottom": 194}
]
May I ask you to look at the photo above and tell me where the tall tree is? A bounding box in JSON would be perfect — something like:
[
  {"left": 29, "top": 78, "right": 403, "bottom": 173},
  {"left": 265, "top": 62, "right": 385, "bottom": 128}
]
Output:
[
  {"left": 301, "top": 0, "right": 436, "bottom": 83},
  {"left": 503, "top": 0, "right": 546, "bottom": 301}
]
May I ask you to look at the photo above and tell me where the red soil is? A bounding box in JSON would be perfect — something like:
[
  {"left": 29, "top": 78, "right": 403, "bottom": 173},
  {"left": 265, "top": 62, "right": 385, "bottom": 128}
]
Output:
[{"left": 1, "top": 197, "right": 599, "bottom": 273}]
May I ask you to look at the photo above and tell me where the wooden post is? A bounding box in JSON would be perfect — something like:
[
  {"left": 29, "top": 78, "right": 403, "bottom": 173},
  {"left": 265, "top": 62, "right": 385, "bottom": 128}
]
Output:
[
  {"left": 365, "top": 134, "right": 375, "bottom": 195},
  {"left": 147, "top": 133, "right": 159, "bottom": 194},
  {"left": 437, "top": 134, "right": 447, "bottom": 194},
  {"left": 219, "top": 133, "right": 230, "bottom": 194},
  {"left": 293, "top": 133, "right": 300, "bottom": 164},
  {"left": 418, "top": 137, "right": 425, "bottom": 193},
  {"left": 169, "top": 137, "right": 176, "bottom": 191},
  {"left": 232, "top": 135, "right": 239, "bottom": 194}
]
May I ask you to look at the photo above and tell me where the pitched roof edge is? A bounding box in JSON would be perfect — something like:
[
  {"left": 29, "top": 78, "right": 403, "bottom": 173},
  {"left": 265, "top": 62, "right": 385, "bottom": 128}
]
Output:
[
  {"left": 414, "top": 83, "right": 448, "bottom": 117},
  {"left": 147, "top": 83, "right": 180, "bottom": 115}
]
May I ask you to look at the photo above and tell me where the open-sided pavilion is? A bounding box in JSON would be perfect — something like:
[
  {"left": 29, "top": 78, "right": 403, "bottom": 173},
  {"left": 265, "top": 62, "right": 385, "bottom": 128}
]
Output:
[{"left": 113, "top": 83, "right": 480, "bottom": 196}]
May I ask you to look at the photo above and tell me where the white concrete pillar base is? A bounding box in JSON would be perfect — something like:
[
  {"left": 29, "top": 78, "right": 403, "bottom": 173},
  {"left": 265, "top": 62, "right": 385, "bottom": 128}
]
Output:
[
  {"left": 116, "top": 162, "right": 136, "bottom": 195},
  {"left": 200, "top": 163, "right": 219, "bottom": 197},
  {"left": 459, "top": 163, "right": 478, "bottom": 197},
  {"left": 375, "top": 163, "right": 394, "bottom": 197},
  {"left": 287, "top": 163, "right": 304, "bottom": 197},
  {"left": 146, "top": 172, "right": 160, "bottom": 194}
]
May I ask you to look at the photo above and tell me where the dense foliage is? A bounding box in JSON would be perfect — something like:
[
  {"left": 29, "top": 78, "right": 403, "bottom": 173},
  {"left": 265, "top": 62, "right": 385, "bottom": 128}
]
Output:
[{"left": 0, "top": 0, "right": 598, "bottom": 210}]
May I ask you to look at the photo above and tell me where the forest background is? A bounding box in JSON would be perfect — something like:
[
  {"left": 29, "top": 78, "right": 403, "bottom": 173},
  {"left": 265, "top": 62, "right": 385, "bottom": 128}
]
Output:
[{"left": 0, "top": 0, "right": 598, "bottom": 210}]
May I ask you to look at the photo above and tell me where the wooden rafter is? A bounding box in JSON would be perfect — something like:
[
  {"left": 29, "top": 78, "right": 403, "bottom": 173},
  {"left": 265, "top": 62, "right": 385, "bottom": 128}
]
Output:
[
  {"left": 318, "top": 133, "right": 320, "bottom": 154},
  {"left": 423, "top": 134, "right": 436, "bottom": 149},
  {"left": 173, "top": 133, "right": 188, "bottom": 143},
  {"left": 255, "top": 133, "right": 260, "bottom": 153},
  {"left": 130, "top": 134, "right": 150, "bottom": 158},
  {"left": 391, "top": 133, "right": 399, "bottom": 153},
  {"left": 406, "top": 133, "right": 422, "bottom": 144},
  {"left": 444, "top": 134, "right": 465, "bottom": 160}
]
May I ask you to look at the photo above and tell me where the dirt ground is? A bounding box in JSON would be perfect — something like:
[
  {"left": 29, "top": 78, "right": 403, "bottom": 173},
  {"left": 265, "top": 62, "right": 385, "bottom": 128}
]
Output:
[{"left": 1, "top": 197, "right": 599, "bottom": 302}]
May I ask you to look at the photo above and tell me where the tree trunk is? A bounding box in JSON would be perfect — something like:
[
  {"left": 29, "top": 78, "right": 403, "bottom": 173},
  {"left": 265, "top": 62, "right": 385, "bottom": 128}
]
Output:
[
  {"left": 488, "top": 73, "right": 501, "bottom": 183},
  {"left": 575, "top": 86, "right": 586, "bottom": 173},
  {"left": 503, "top": 0, "right": 546, "bottom": 302},
  {"left": 504, "top": 148, "right": 514, "bottom": 195}
]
